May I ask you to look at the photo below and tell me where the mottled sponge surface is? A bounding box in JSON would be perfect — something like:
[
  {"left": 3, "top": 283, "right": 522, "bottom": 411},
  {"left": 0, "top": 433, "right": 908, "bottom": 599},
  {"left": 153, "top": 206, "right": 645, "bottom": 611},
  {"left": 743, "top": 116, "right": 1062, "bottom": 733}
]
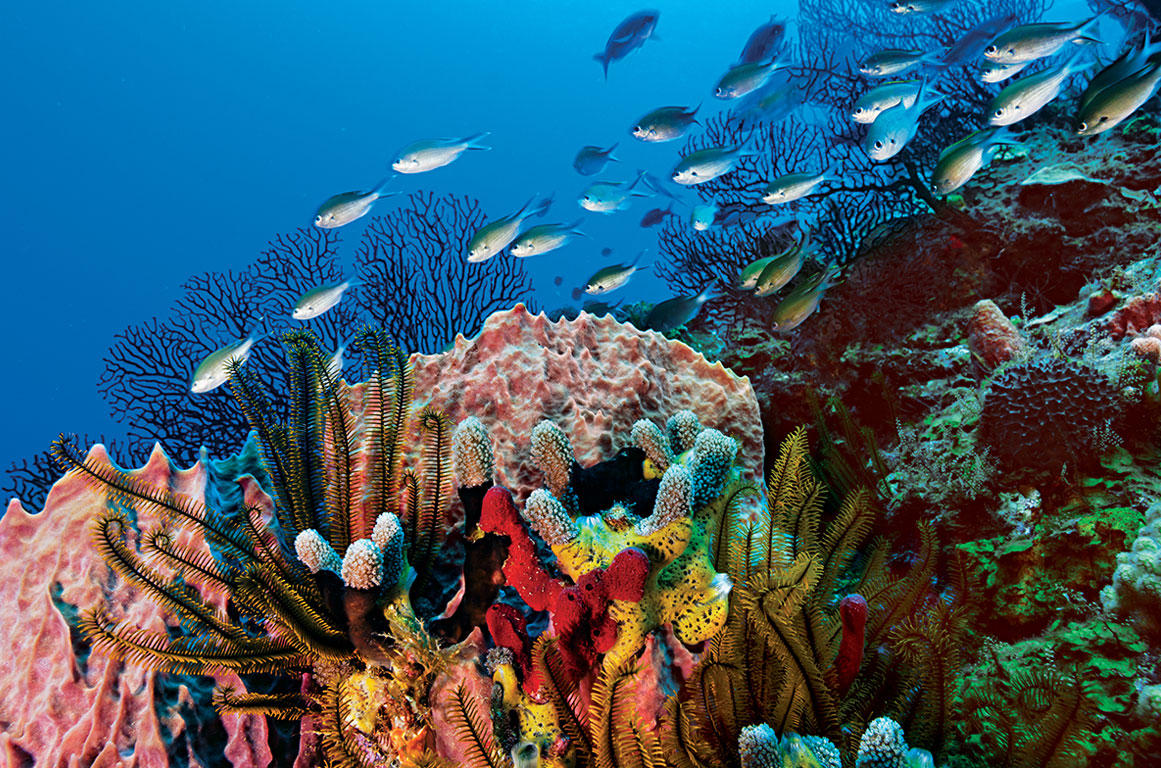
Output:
[
  {"left": 1103, "top": 500, "right": 1161, "bottom": 638},
  {"left": 410, "top": 305, "right": 763, "bottom": 509},
  {"left": 0, "top": 441, "right": 274, "bottom": 767},
  {"left": 979, "top": 356, "right": 1120, "bottom": 473}
]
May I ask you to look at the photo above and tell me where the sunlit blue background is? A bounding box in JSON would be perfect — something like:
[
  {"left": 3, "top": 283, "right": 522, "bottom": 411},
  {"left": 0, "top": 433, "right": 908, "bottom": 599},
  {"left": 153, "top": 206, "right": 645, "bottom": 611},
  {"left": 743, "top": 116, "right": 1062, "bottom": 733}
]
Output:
[{"left": 2, "top": 1, "right": 800, "bottom": 495}]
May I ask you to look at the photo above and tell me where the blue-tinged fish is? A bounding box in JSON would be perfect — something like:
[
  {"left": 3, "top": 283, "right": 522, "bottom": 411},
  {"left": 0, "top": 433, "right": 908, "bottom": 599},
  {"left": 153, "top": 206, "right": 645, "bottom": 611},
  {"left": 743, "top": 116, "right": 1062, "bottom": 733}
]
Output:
[
  {"left": 938, "top": 12, "right": 1019, "bottom": 65},
  {"left": 631, "top": 104, "right": 699, "bottom": 142},
  {"left": 594, "top": 10, "right": 660, "bottom": 80},
  {"left": 738, "top": 17, "right": 786, "bottom": 64},
  {"left": 580, "top": 173, "right": 652, "bottom": 213},
  {"left": 1077, "top": 55, "right": 1161, "bottom": 136},
  {"left": 467, "top": 196, "right": 553, "bottom": 262},
  {"left": 984, "top": 15, "right": 1105, "bottom": 65},
  {"left": 573, "top": 144, "right": 619, "bottom": 176},
  {"left": 314, "top": 178, "right": 396, "bottom": 229},
  {"left": 762, "top": 168, "right": 834, "bottom": 204},
  {"left": 326, "top": 337, "right": 351, "bottom": 381},
  {"left": 1079, "top": 30, "right": 1161, "bottom": 112},
  {"left": 851, "top": 80, "right": 926, "bottom": 123},
  {"left": 391, "top": 133, "right": 491, "bottom": 174},
  {"left": 292, "top": 279, "right": 361, "bottom": 320},
  {"left": 864, "top": 79, "right": 943, "bottom": 162},
  {"left": 988, "top": 54, "right": 1091, "bottom": 126},
  {"left": 889, "top": 0, "right": 958, "bottom": 15},
  {"left": 931, "top": 126, "right": 1021, "bottom": 195},
  {"left": 714, "top": 58, "right": 788, "bottom": 100},
  {"left": 980, "top": 60, "right": 1031, "bottom": 83},
  {"left": 640, "top": 203, "right": 676, "bottom": 227},
  {"left": 646, "top": 283, "right": 719, "bottom": 333},
  {"left": 190, "top": 323, "right": 265, "bottom": 394},
  {"left": 510, "top": 221, "right": 585, "bottom": 257},
  {"left": 771, "top": 267, "right": 840, "bottom": 331},
  {"left": 690, "top": 199, "right": 718, "bottom": 230},
  {"left": 585, "top": 252, "right": 646, "bottom": 294},
  {"left": 582, "top": 299, "right": 622, "bottom": 316},
  {"left": 672, "top": 144, "right": 754, "bottom": 185},
  {"left": 859, "top": 49, "right": 938, "bottom": 77},
  {"left": 736, "top": 75, "right": 803, "bottom": 127}
]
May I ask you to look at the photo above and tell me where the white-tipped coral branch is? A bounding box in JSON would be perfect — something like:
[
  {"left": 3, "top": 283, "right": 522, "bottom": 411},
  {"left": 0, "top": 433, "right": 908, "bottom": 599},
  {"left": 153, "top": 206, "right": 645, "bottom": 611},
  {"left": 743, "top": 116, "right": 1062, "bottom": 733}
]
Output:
[
  {"left": 341, "top": 539, "right": 384, "bottom": 590},
  {"left": 453, "top": 416, "right": 494, "bottom": 488},
  {"left": 530, "top": 420, "right": 574, "bottom": 498},
  {"left": 294, "top": 529, "right": 342, "bottom": 575}
]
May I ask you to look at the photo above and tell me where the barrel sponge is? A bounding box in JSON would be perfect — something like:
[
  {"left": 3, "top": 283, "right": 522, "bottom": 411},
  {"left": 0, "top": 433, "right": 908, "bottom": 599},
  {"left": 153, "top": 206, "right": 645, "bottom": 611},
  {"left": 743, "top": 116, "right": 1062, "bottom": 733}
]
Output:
[
  {"left": 690, "top": 428, "right": 738, "bottom": 508},
  {"left": 453, "top": 416, "right": 494, "bottom": 488},
  {"left": 855, "top": 717, "right": 908, "bottom": 768},
  {"left": 637, "top": 464, "right": 692, "bottom": 536},
  {"left": 978, "top": 357, "right": 1120, "bottom": 474},
  {"left": 523, "top": 488, "right": 578, "bottom": 547},
  {"left": 341, "top": 539, "right": 384, "bottom": 590},
  {"left": 371, "top": 512, "right": 405, "bottom": 587},
  {"left": 632, "top": 418, "right": 674, "bottom": 474},
  {"left": 295, "top": 528, "right": 342, "bottom": 575},
  {"left": 530, "top": 420, "right": 574, "bottom": 498},
  {"left": 1101, "top": 502, "right": 1161, "bottom": 637},
  {"left": 738, "top": 724, "right": 780, "bottom": 768},
  {"left": 666, "top": 410, "right": 702, "bottom": 454}
]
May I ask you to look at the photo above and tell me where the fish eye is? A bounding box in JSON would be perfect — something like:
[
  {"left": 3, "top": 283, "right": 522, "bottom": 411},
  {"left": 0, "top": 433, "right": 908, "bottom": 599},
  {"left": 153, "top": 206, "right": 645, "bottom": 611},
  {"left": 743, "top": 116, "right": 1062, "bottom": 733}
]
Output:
[
  {"left": 993, "top": 109, "right": 1003, "bottom": 117},
  {"left": 985, "top": 45, "right": 997, "bottom": 54},
  {"left": 1077, "top": 122, "right": 1087, "bottom": 131},
  {"left": 874, "top": 140, "right": 884, "bottom": 149}
]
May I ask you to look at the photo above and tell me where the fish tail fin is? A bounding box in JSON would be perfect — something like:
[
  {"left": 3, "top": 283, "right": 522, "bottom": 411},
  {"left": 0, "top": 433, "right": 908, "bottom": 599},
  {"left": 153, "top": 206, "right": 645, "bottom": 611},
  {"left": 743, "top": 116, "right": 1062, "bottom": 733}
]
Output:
[
  {"left": 1072, "top": 35, "right": 1105, "bottom": 48},
  {"left": 567, "top": 219, "right": 589, "bottom": 237},
  {"left": 607, "top": 142, "right": 620, "bottom": 162},
  {"left": 533, "top": 195, "right": 554, "bottom": 219},
  {"left": 464, "top": 132, "right": 492, "bottom": 150},
  {"left": 690, "top": 102, "right": 702, "bottom": 124},
  {"left": 372, "top": 175, "right": 397, "bottom": 196},
  {"left": 594, "top": 51, "right": 610, "bottom": 80}
]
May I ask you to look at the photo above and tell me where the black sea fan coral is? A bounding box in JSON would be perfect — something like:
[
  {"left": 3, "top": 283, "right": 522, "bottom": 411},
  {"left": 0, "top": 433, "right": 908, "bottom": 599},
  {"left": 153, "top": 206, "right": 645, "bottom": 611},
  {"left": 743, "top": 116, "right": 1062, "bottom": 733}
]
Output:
[{"left": 978, "top": 357, "right": 1121, "bottom": 475}]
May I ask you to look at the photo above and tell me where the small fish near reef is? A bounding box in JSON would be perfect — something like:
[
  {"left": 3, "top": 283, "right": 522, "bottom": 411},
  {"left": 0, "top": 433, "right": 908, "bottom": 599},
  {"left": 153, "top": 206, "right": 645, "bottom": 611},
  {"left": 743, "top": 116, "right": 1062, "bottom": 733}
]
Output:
[
  {"left": 864, "top": 79, "right": 942, "bottom": 162},
  {"left": 889, "top": 0, "right": 958, "bottom": 14},
  {"left": 714, "top": 58, "right": 788, "bottom": 100},
  {"left": 859, "top": 49, "right": 938, "bottom": 78},
  {"left": 1077, "top": 49, "right": 1161, "bottom": 136},
  {"left": 762, "top": 169, "right": 834, "bottom": 205},
  {"left": 391, "top": 133, "right": 491, "bottom": 174},
  {"left": 580, "top": 173, "right": 652, "bottom": 213},
  {"left": 938, "top": 11, "right": 1019, "bottom": 65},
  {"left": 753, "top": 238, "right": 813, "bottom": 297},
  {"left": 631, "top": 104, "right": 699, "bottom": 142},
  {"left": 987, "top": 54, "right": 1091, "bottom": 126},
  {"left": 467, "top": 196, "right": 553, "bottom": 262},
  {"left": 738, "top": 16, "right": 786, "bottom": 64},
  {"left": 314, "top": 178, "right": 397, "bottom": 229},
  {"left": 672, "top": 144, "right": 755, "bottom": 185},
  {"left": 646, "top": 282, "right": 719, "bottom": 333},
  {"left": 509, "top": 221, "right": 586, "bottom": 257},
  {"left": 690, "top": 199, "right": 718, "bottom": 230},
  {"left": 292, "top": 278, "right": 361, "bottom": 320},
  {"left": 640, "top": 203, "right": 676, "bottom": 228},
  {"left": 771, "top": 267, "right": 840, "bottom": 331},
  {"left": 190, "top": 323, "right": 266, "bottom": 394},
  {"left": 852, "top": 80, "right": 933, "bottom": 124},
  {"left": 983, "top": 14, "right": 1105, "bottom": 65},
  {"left": 594, "top": 9, "right": 660, "bottom": 80},
  {"left": 573, "top": 144, "right": 620, "bottom": 176},
  {"left": 931, "top": 126, "right": 1021, "bottom": 195},
  {"left": 585, "top": 252, "right": 646, "bottom": 294}
]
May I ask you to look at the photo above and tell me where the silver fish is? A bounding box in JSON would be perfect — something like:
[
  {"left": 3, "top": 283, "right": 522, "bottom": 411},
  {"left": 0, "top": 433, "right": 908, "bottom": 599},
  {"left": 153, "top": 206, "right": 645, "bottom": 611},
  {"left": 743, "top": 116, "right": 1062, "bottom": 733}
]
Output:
[
  {"left": 646, "top": 283, "right": 719, "bottom": 333},
  {"left": 1077, "top": 57, "right": 1161, "bottom": 135},
  {"left": 715, "top": 59, "right": 787, "bottom": 100},
  {"left": 737, "top": 254, "right": 778, "bottom": 289},
  {"left": 859, "top": 49, "right": 935, "bottom": 77},
  {"left": 738, "top": 16, "right": 786, "bottom": 64},
  {"left": 690, "top": 200, "right": 718, "bottom": 230},
  {"left": 292, "top": 279, "right": 360, "bottom": 320},
  {"left": 1080, "top": 30, "right": 1161, "bottom": 112},
  {"left": 391, "top": 133, "right": 490, "bottom": 174},
  {"left": 672, "top": 144, "right": 754, "bottom": 185},
  {"left": 864, "top": 79, "right": 942, "bottom": 162},
  {"left": 771, "top": 268, "right": 840, "bottom": 331},
  {"left": 585, "top": 253, "right": 645, "bottom": 294},
  {"left": 580, "top": 173, "right": 652, "bottom": 213},
  {"left": 931, "top": 127, "right": 1021, "bottom": 195},
  {"left": 852, "top": 80, "right": 924, "bottom": 123},
  {"left": 510, "top": 221, "right": 585, "bottom": 257},
  {"left": 631, "top": 105, "right": 700, "bottom": 142},
  {"left": 467, "top": 196, "right": 553, "bottom": 262},
  {"left": 190, "top": 324, "right": 264, "bottom": 394},
  {"left": 573, "top": 144, "right": 619, "bottom": 176},
  {"left": 939, "top": 12, "right": 1019, "bottom": 65},
  {"left": 984, "top": 15, "right": 1104, "bottom": 65},
  {"left": 980, "top": 60, "right": 1031, "bottom": 84},
  {"left": 988, "top": 55, "right": 1090, "bottom": 126},
  {"left": 326, "top": 340, "right": 348, "bottom": 381},
  {"left": 762, "top": 169, "right": 832, "bottom": 204},
  {"left": 594, "top": 10, "right": 660, "bottom": 80},
  {"left": 754, "top": 248, "right": 804, "bottom": 297},
  {"left": 889, "top": 0, "right": 958, "bottom": 14},
  {"left": 314, "top": 179, "right": 396, "bottom": 229}
]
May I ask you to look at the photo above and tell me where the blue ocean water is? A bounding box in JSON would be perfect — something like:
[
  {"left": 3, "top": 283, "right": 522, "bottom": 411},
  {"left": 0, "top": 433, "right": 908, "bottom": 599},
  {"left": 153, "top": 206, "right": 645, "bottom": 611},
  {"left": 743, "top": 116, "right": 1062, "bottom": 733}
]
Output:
[{"left": 2, "top": 1, "right": 790, "bottom": 492}]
